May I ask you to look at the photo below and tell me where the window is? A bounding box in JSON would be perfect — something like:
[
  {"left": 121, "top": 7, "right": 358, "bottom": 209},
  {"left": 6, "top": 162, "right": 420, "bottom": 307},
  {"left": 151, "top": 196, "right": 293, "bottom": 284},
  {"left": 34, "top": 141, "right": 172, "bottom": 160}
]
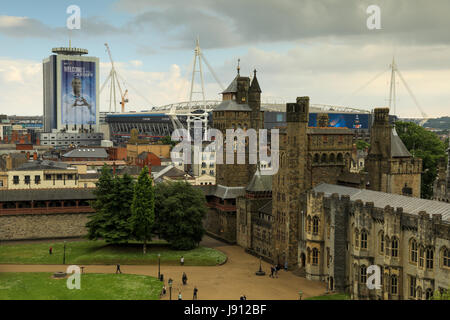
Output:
[
  {"left": 409, "top": 276, "right": 416, "bottom": 298},
  {"left": 312, "top": 216, "right": 319, "bottom": 235},
  {"left": 67, "top": 174, "right": 73, "bottom": 180},
  {"left": 307, "top": 216, "right": 311, "bottom": 233},
  {"left": 34, "top": 175, "right": 41, "bottom": 184},
  {"left": 13, "top": 176, "right": 19, "bottom": 185},
  {"left": 24, "top": 176, "right": 31, "bottom": 185},
  {"left": 45, "top": 174, "right": 52, "bottom": 181},
  {"left": 354, "top": 229, "right": 359, "bottom": 248},
  {"left": 360, "top": 230, "right": 368, "bottom": 249},
  {"left": 56, "top": 174, "right": 63, "bottom": 180},
  {"left": 425, "top": 289, "right": 433, "bottom": 300},
  {"left": 391, "top": 275, "right": 398, "bottom": 295},
  {"left": 426, "top": 248, "right": 434, "bottom": 269},
  {"left": 442, "top": 247, "right": 450, "bottom": 268},
  {"left": 360, "top": 265, "right": 367, "bottom": 284},
  {"left": 410, "top": 239, "right": 418, "bottom": 263},
  {"left": 419, "top": 247, "right": 424, "bottom": 268},
  {"left": 0, "top": 180, "right": 3, "bottom": 187},
  {"left": 379, "top": 232, "right": 384, "bottom": 254},
  {"left": 391, "top": 237, "right": 399, "bottom": 257},
  {"left": 312, "top": 248, "right": 319, "bottom": 265}
]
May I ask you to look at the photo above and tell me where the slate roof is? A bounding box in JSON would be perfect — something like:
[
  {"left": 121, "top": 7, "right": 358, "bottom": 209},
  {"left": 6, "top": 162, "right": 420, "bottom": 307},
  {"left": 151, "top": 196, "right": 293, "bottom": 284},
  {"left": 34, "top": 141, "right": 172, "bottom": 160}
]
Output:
[
  {"left": 222, "top": 76, "right": 238, "bottom": 94},
  {"left": 313, "top": 183, "right": 450, "bottom": 221},
  {"left": 215, "top": 100, "right": 252, "bottom": 112},
  {"left": 214, "top": 185, "right": 246, "bottom": 199},
  {"left": 391, "top": 128, "right": 412, "bottom": 158},
  {"left": 63, "top": 148, "right": 108, "bottom": 159},
  {"left": 246, "top": 170, "right": 272, "bottom": 192},
  {"left": 0, "top": 188, "right": 95, "bottom": 202},
  {"left": 15, "top": 160, "right": 72, "bottom": 171},
  {"left": 250, "top": 74, "right": 262, "bottom": 93}
]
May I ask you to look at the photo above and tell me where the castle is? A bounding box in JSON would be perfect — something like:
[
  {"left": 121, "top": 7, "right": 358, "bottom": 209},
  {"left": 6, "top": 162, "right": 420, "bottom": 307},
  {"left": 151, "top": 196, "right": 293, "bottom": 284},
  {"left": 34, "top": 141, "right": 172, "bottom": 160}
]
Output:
[{"left": 202, "top": 68, "right": 449, "bottom": 299}]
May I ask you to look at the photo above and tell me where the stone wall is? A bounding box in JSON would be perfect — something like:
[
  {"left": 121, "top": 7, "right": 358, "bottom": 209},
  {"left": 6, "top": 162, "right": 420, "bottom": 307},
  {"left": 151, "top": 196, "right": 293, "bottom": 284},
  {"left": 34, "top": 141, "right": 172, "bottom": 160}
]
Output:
[{"left": 0, "top": 212, "right": 90, "bottom": 241}]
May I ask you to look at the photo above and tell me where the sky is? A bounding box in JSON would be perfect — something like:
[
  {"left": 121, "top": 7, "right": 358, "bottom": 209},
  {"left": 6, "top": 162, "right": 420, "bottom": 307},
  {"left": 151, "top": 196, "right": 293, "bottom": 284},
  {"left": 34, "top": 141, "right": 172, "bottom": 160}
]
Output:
[{"left": 0, "top": 0, "right": 449, "bottom": 118}]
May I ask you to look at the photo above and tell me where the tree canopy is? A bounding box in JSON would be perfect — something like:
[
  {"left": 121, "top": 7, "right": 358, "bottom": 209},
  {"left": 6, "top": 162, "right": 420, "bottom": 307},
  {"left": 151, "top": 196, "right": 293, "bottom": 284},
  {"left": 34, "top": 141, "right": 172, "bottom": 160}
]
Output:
[
  {"left": 155, "top": 181, "right": 207, "bottom": 250},
  {"left": 394, "top": 121, "right": 447, "bottom": 199}
]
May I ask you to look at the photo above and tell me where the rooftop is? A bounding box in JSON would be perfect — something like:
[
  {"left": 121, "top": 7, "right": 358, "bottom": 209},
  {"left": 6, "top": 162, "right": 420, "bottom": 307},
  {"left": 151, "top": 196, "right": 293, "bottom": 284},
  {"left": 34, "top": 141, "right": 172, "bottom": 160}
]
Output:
[
  {"left": 62, "top": 148, "right": 108, "bottom": 159},
  {"left": 215, "top": 100, "right": 252, "bottom": 112},
  {"left": 313, "top": 183, "right": 450, "bottom": 221}
]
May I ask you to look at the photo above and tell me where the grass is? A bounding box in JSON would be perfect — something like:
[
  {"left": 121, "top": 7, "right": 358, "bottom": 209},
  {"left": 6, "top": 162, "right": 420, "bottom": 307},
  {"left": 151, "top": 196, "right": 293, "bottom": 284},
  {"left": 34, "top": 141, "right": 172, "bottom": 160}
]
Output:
[
  {"left": 0, "top": 272, "right": 163, "bottom": 300},
  {"left": 0, "top": 240, "right": 227, "bottom": 266},
  {"left": 306, "top": 293, "right": 350, "bottom": 300}
]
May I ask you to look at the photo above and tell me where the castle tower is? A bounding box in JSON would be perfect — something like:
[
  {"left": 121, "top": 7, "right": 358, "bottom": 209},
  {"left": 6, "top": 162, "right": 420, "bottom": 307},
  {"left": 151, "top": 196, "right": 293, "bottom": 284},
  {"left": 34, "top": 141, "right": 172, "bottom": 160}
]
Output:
[
  {"left": 213, "top": 65, "right": 261, "bottom": 187},
  {"left": 366, "top": 108, "right": 422, "bottom": 197}
]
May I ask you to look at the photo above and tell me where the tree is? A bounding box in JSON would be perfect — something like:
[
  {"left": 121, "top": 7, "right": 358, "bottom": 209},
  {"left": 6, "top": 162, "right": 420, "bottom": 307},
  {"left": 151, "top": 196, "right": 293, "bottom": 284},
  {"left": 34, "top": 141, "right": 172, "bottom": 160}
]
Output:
[
  {"left": 395, "top": 121, "right": 447, "bottom": 199},
  {"left": 155, "top": 181, "right": 207, "bottom": 250},
  {"left": 86, "top": 165, "right": 134, "bottom": 243},
  {"left": 356, "top": 140, "right": 370, "bottom": 151},
  {"left": 160, "top": 135, "right": 177, "bottom": 147},
  {"left": 130, "top": 166, "right": 155, "bottom": 254}
]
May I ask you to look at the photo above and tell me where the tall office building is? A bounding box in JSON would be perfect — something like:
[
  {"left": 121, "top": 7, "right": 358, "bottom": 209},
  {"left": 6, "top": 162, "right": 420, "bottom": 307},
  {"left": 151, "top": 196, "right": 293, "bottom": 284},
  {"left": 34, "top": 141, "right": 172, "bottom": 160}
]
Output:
[{"left": 41, "top": 47, "right": 103, "bottom": 147}]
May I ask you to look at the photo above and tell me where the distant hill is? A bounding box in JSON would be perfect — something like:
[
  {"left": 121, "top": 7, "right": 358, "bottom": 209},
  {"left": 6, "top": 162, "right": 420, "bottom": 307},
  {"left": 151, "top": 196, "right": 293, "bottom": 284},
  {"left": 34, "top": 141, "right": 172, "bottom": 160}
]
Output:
[{"left": 423, "top": 117, "right": 450, "bottom": 130}]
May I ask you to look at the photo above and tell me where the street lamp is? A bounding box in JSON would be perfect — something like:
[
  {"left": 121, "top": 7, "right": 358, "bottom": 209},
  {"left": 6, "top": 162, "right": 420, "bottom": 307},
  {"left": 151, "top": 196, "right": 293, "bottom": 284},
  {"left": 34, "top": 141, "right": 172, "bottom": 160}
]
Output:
[
  {"left": 168, "top": 278, "right": 173, "bottom": 301},
  {"left": 63, "top": 241, "right": 66, "bottom": 265},
  {"left": 158, "top": 254, "right": 161, "bottom": 280},
  {"left": 255, "top": 256, "right": 265, "bottom": 276}
]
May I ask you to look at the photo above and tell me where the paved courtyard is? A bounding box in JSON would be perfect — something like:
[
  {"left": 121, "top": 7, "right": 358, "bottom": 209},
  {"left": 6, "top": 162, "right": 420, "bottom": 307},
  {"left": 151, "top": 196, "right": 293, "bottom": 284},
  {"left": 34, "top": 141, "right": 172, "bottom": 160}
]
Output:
[{"left": 0, "top": 236, "right": 326, "bottom": 300}]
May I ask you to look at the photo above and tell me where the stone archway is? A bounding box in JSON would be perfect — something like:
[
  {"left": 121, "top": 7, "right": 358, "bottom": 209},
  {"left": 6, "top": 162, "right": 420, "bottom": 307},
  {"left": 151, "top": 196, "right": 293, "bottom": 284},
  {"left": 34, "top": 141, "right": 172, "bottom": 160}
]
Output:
[
  {"left": 300, "top": 253, "right": 306, "bottom": 268},
  {"left": 329, "top": 276, "right": 334, "bottom": 291}
]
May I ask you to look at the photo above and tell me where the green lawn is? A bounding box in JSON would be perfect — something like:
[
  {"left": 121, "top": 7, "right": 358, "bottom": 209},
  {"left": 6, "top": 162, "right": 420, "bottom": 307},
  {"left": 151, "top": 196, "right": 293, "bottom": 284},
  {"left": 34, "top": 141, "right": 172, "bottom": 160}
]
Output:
[
  {"left": 306, "top": 293, "right": 350, "bottom": 300},
  {"left": 0, "top": 240, "right": 227, "bottom": 266},
  {"left": 0, "top": 272, "right": 163, "bottom": 300}
]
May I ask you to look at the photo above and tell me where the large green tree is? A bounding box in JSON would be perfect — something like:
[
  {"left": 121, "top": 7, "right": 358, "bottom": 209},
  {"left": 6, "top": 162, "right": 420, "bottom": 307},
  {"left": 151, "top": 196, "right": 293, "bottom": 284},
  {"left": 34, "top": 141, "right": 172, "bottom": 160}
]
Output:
[
  {"left": 87, "top": 165, "right": 134, "bottom": 243},
  {"left": 155, "top": 181, "right": 207, "bottom": 250},
  {"left": 395, "top": 121, "right": 447, "bottom": 199},
  {"left": 130, "top": 166, "right": 155, "bottom": 254}
]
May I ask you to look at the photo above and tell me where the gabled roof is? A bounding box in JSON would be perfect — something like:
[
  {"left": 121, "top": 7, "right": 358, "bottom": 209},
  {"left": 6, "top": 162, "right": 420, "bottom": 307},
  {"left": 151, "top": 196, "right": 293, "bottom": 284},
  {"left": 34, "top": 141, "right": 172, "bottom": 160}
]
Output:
[
  {"left": 246, "top": 169, "right": 272, "bottom": 192},
  {"left": 215, "top": 100, "right": 251, "bottom": 112},
  {"left": 250, "top": 74, "right": 261, "bottom": 93},
  {"left": 222, "top": 75, "right": 238, "bottom": 94},
  {"left": 313, "top": 183, "right": 450, "bottom": 221},
  {"left": 214, "top": 185, "right": 246, "bottom": 199},
  {"left": 391, "top": 128, "right": 412, "bottom": 158}
]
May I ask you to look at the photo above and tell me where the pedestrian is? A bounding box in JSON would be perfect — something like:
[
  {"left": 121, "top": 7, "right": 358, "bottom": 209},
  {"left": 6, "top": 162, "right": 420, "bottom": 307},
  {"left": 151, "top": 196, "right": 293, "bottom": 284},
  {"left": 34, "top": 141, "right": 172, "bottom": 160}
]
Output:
[
  {"left": 49, "top": 246, "right": 52, "bottom": 255},
  {"left": 270, "top": 265, "right": 274, "bottom": 278},
  {"left": 284, "top": 261, "right": 288, "bottom": 271},
  {"left": 193, "top": 286, "right": 198, "bottom": 300},
  {"left": 180, "top": 256, "right": 184, "bottom": 266},
  {"left": 178, "top": 290, "right": 182, "bottom": 300},
  {"left": 274, "top": 265, "right": 279, "bottom": 278},
  {"left": 182, "top": 272, "right": 188, "bottom": 285},
  {"left": 116, "top": 263, "right": 122, "bottom": 274},
  {"left": 161, "top": 285, "right": 167, "bottom": 297},
  {"left": 240, "top": 295, "right": 247, "bottom": 300}
]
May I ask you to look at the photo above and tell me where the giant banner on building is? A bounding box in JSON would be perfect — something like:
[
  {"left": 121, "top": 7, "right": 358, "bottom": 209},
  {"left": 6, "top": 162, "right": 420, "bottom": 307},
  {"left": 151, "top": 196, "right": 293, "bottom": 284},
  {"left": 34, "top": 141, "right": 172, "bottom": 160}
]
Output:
[{"left": 61, "top": 60, "right": 97, "bottom": 125}]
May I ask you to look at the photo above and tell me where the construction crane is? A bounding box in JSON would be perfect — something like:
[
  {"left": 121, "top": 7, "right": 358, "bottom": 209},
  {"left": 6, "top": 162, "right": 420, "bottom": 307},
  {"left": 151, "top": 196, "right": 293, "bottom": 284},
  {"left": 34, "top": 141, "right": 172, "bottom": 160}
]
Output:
[
  {"left": 100, "top": 43, "right": 127, "bottom": 113},
  {"left": 120, "top": 89, "right": 129, "bottom": 113}
]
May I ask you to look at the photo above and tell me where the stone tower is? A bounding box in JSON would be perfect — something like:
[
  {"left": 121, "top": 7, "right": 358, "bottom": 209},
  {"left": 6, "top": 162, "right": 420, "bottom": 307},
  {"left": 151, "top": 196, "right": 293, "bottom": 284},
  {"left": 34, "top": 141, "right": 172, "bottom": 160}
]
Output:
[
  {"left": 272, "top": 97, "right": 310, "bottom": 268},
  {"left": 213, "top": 66, "right": 262, "bottom": 187},
  {"left": 366, "top": 108, "right": 422, "bottom": 197}
]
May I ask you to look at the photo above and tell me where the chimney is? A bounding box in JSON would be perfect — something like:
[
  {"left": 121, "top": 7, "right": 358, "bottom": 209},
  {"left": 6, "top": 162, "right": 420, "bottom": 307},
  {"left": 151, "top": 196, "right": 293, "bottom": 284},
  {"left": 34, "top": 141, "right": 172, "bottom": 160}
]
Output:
[
  {"left": 26, "top": 152, "right": 30, "bottom": 160},
  {"left": 33, "top": 152, "right": 38, "bottom": 160}
]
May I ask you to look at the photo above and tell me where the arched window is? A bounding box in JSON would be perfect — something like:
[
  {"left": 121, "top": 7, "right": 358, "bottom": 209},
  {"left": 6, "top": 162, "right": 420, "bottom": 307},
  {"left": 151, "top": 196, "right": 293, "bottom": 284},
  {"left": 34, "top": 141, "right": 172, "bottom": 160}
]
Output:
[
  {"left": 410, "top": 239, "right": 418, "bottom": 263},
  {"left": 329, "top": 153, "right": 335, "bottom": 163},
  {"left": 321, "top": 153, "right": 327, "bottom": 163},
  {"left": 314, "top": 154, "right": 320, "bottom": 164},
  {"left": 379, "top": 231, "right": 384, "bottom": 254},
  {"left": 312, "top": 248, "right": 319, "bottom": 265},
  {"left": 354, "top": 229, "right": 359, "bottom": 248},
  {"left": 391, "top": 275, "right": 398, "bottom": 295},
  {"left": 441, "top": 247, "right": 450, "bottom": 268},
  {"left": 426, "top": 247, "right": 434, "bottom": 269},
  {"left": 360, "top": 230, "right": 368, "bottom": 249},
  {"left": 307, "top": 247, "right": 311, "bottom": 264},
  {"left": 313, "top": 216, "right": 319, "bottom": 235},
  {"left": 425, "top": 289, "right": 433, "bottom": 300},
  {"left": 307, "top": 216, "right": 312, "bottom": 233},
  {"left": 391, "top": 237, "right": 399, "bottom": 257},
  {"left": 360, "top": 265, "right": 367, "bottom": 283},
  {"left": 419, "top": 246, "right": 425, "bottom": 268},
  {"left": 337, "top": 153, "right": 343, "bottom": 163},
  {"left": 416, "top": 287, "right": 422, "bottom": 300}
]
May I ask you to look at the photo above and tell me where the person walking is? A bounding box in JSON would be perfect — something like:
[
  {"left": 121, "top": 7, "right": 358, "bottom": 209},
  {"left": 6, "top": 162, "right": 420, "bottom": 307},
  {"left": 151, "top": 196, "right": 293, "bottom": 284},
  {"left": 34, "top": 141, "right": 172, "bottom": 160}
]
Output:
[
  {"left": 116, "top": 263, "right": 122, "bottom": 274},
  {"left": 274, "top": 265, "right": 279, "bottom": 278},
  {"left": 193, "top": 286, "right": 198, "bottom": 300},
  {"left": 49, "top": 246, "right": 53, "bottom": 255},
  {"left": 240, "top": 295, "right": 247, "bottom": 300},
  {"left": 284, "top": 261, "right": 288, "bottom": 271},
  {"left": 180, "top": 256, "right": 184, "bottom": 266},
  {"left": 182, "top": 272, "right": 188, "bottom": 285},
  {"left": 270, "top": 265, "right": 274, "bottom": 278},
  {"left": 178, "top": 290, "right": 182, "bottom": 300}
]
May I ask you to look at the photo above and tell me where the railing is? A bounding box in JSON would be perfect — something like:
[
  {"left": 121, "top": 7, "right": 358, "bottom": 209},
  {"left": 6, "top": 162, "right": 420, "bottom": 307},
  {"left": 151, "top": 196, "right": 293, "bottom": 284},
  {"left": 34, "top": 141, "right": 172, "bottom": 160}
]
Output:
[{"left": 0, "top": 206, "right": 95, "bottom": 216}]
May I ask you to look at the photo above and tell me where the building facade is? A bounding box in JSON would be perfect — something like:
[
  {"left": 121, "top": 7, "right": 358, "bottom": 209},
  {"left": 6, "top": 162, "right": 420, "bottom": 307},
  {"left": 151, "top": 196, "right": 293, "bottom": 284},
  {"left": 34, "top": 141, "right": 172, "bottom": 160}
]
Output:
[{"left": 433, "top": 142, "right": 450, "bottom": 202}]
